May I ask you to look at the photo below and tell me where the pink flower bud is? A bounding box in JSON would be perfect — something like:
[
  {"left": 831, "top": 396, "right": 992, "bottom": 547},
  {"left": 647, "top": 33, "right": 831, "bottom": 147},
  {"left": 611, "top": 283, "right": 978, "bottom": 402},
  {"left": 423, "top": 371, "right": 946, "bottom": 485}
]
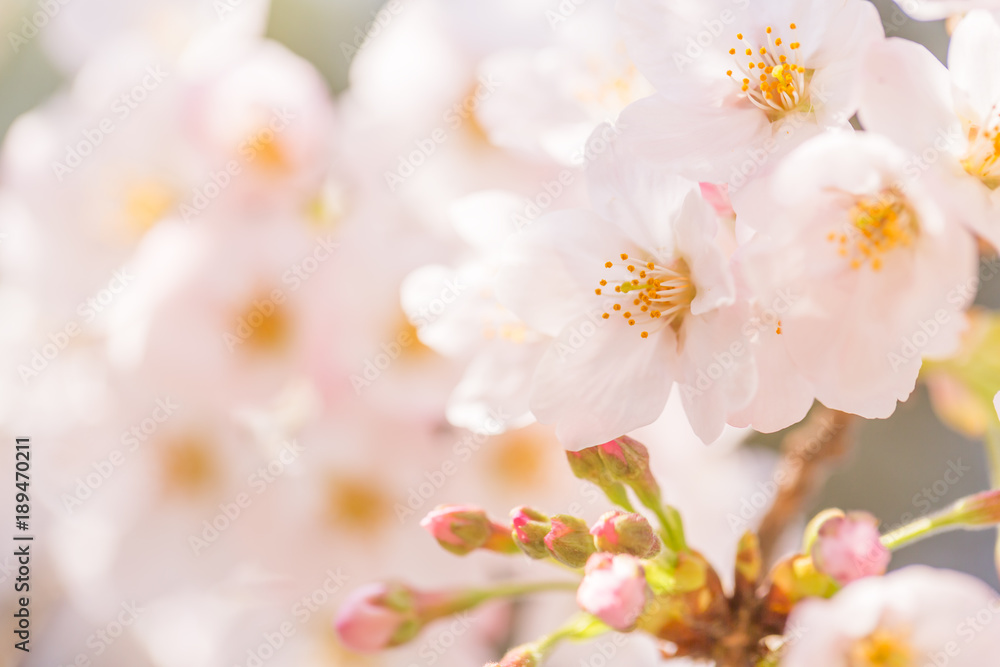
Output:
[
  {"left": 596, "top": 437, "right": 662, "bottom": 508},
  {"left": 811, "top": 511, "right": 890, "bottom": 586},
  {"left": 335, "top": 583, "right": 417, "bottom": 653},
  {"left": 510, "top": 506, "right": 551, "bottom": 559},
  {"left": 576, "top": 553, "right": 649, "bottom": 631},
  {"left": 544, "top": 515, "right": 595, "bottom": 568},
  {"left": 597, "top": 437, "right": 651, "bottom": 482},
  {"left": 590, "top": 510, "right": 660, "bottom": 558},
  {"left": 420, "top": 505, "right": 517, "bottom": 556},
  {"left": 486, "top": 645, "right": 538, "bottom": 667},
  {"left": 948, "top": 488, "right": 1000, "bottom": 527}
]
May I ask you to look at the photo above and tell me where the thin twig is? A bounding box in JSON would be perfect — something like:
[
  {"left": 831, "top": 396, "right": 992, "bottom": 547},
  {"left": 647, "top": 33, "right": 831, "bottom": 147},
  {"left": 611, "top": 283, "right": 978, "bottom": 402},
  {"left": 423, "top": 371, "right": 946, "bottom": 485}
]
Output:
[{"left": 757, "top": 407, "right": 856, "bottom": 565}]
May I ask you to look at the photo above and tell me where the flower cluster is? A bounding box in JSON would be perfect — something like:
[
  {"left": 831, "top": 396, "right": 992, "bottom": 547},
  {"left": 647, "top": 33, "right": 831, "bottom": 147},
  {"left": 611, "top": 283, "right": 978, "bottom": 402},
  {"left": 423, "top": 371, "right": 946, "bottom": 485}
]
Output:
[
  {"left": 338, "top": 0, "right": 1000, "bottom": 665},
  {"left": 337, "top": 436, "right": 1000, "bottom": 665},
  {"left": 7, "top": 0, "right": 1000, "bottom": 664},
  {"left": 401, "top": 1, "right": 1000, "bottom": 450}
]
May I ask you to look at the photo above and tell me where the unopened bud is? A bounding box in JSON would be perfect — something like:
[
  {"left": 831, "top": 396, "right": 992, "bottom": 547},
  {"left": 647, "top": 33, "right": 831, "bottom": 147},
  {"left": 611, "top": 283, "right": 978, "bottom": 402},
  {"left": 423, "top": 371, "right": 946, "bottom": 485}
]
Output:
[
  {"left": 420, "top": 505, "right": 517, "bottom": 556},
  {"left": 576, "top": 553, "right": 649, "bottom": 631},
  {"left": 590, "top": 510, "right": 660, "bottom": 558},
  {"left": 544, "top": 515, "right": 596, "bottom": 568},
  {"left": 487, "top": 645, "right": 539, "bottom": 667},
  {"left": 565, "top": 448, "right": 633, "bottom": 508},
  {"left": 810, "top": 511, "right": 889, "bottom": 586},
  {"left": 597, "top": 436, "right": 652, "bottom": 481},
  {"left": 335, "top": 582, "right": 422, "bottom": 652},
  {"left": 946, "top": 489, "right": 1000, "bottom": 528},
  {"left": 511, "top": 506, "right": 551, "bottom": 559},
  {"left": 336, "top": 582, "right": 494, "bottom": 653},
  {"left": 597, "top": 437, "right": 662, "bottom": 509}
]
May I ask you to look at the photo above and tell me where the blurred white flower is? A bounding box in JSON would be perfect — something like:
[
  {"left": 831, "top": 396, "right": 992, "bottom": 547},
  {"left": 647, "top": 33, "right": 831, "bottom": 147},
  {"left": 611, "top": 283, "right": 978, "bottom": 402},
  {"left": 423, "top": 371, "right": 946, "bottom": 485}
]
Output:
[
  {"left": 890, "top": 0, "right": 1000, "bottom": 20},
  {"left": 475, "top": 0, "right": 654, "bottom": 165}
]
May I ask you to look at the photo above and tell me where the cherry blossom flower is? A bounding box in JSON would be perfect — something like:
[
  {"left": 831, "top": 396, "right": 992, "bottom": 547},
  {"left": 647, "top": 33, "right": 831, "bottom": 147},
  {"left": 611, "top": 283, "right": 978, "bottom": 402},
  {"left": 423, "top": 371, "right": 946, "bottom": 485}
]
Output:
[
  {"left": 783, "top": 566, "right": 1000, "bottom": 666},
  {"left": 496, "top": 129, "right": 755, "bottom": 447},
  {"left": 616, "top": 0, "right": 884, "bottom": 185},
  {"left": 475, "top": 0, "right": 654, "bottom": 165},
  {"left": 736, "top": 131, "right": 979, "bottom": 418},
  {"left": 859, "top": 14, "right": 1000, "bottom": 250}
]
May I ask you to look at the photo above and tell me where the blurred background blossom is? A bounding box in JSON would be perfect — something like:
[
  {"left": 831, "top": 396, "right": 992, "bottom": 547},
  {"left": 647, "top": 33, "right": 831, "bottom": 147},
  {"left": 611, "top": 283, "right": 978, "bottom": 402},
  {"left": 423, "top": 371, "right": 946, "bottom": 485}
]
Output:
[{"left": 0, "top": 1, "right": 998, "bottom": 666}]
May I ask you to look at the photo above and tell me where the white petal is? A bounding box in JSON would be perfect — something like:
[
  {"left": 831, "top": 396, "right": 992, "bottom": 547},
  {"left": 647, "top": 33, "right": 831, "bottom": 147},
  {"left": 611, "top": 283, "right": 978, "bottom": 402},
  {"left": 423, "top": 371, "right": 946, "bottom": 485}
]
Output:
[
  {"left": 727, "top": 327, "right": 816, "bottom": 433},
  {"left": 858, "top": 38, "right": 961, "bottom": 156},
  {"left": 948, "top": 10, "right": 1000, "bottom": 121},
  {"left": 530, "top": 316, "right": 675, "bottom": 450},
  {"left": 496, "top": 210, "right": 636, "bottom": 337},
  {"left": 676, "top": 306, "right": 757, "bottom": 443},
  {"left": 585, "top": 123, "right": 703, "bottom": 253},
  {"left": 673, "top": 193, "right": 735, "bottom": 315},
  {"left": 617, "top": 94, "right": 770, "bottom": 184},
  {"left": 899, "top": 0, "right": 1000, "bottom": 21},
  {"left": 450, "top": 190, "right": 525, "bottom": 251},
  {"left": 400, "top": 264, "right": 486, "bottom": 357},
  {"left": 446, "top": 341, "right": 545, "bottom": 433}
]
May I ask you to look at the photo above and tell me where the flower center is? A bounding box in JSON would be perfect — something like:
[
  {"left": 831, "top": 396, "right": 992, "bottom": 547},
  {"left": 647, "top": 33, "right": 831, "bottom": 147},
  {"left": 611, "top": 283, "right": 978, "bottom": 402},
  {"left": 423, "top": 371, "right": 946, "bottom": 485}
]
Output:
[
  {"left": 325, "top": 475, "right": 394, "bottom": 535},
  {"left": 159, "top": 435, "right": 218, "bottom": 497},
  {"left": 235, "top": 292, "right": 292, "bottom": 353},
  {"left": 848, "top": 628, "right": 914, "bottom": 667},
  {"left": 961, "top": 109, "right": 1000, "bottom": 189},
  {"left": 726, "top": 24, "right": 810, "bottom": 119},
  {"left": 597, "top": 253, "right": 695, "bottom": 339},
  {"left": 827, "top": 188, "right": 918, "bottom": 271},
  {"left": 489, "top": 428, "right": 551, "bottom": 489}
]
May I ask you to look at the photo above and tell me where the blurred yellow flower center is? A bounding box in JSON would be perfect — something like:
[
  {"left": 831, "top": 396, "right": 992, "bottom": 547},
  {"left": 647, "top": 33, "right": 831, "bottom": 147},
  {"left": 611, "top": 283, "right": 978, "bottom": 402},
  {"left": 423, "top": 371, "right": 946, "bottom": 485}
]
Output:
[
  {"left": 828, "top": 188, "right": 918, "bottom": 271},
  {"left": 483, "top": 320, "right": 531, "bottom": 343},
  {"left": 490, "top": 430, "right": 548, "bottom": 489},
  {"left": 253, "top": 132, "right": 289, "bottom": 171},
  {"left": 848, "top": 629, "right": 914, "bottom": 667},
  {"left": 597, "top": 253, "right": 694, "bottom": 339},
  {"left": 726, "top": 24, "right": 811, "bottom": 120},
  {"left": 237, "top": 294, "right": 291, "bottom": 353},
  {"left": 577, "top": 48, "right": 651, "bottom": 112},
  {"left": 160, "top": 436, "right": 217, "bottom": 496},
  {"left": 398, "top": 319, "right": 433, "bottom": 359},
  {"left": 325, "top": 476, "right": 393, "bottom": 534},
  {"left": 962, "top": 120, "right": 1000, "bottom": 189},
  {"left": 124, "top": 181, "right": 174, "bottom": 234}
]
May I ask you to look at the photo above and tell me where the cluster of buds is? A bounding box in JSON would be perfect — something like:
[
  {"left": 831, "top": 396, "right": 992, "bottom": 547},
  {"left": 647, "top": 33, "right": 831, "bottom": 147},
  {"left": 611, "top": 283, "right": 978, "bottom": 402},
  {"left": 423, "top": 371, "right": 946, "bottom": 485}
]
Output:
[
  {"left": 420, "top": 505, "right": 519, "bottom": 556},
  {"left": 509, "top": 506, "right": 661, "bottom": 568},
  {"left": 334, "top": 436, "right": 1000, "bottom": 666}
]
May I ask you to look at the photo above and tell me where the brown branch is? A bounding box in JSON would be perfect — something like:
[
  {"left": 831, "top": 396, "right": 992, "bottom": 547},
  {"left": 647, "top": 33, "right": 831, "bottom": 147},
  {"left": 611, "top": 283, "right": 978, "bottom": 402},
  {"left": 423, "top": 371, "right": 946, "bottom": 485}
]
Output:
[{"left": 756, "top": 407, "right": 857, "bottom": 565}]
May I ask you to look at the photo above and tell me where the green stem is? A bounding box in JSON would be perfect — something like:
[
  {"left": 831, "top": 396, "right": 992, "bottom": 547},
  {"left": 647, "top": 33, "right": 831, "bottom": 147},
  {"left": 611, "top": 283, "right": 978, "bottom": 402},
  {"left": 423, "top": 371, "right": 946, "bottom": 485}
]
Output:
[
  {"left": 650, "top": 503, "right": 686, "bottom": 553},
  {"left": 422, "top": 580, "right": 580, "bottom": 623},
  {"left": 881, "top": 515, "right": 944, "bottom": 551},
  {"left": 477, "top": 580, "right": 580, "bottom": 600},
  {"left": 604, "top": 483, "right": 637, "bottom": 513},
  {"left": 534, "top": 614, "right": 609, "bottom": 655},
  {"left": 881, "top": 507, "right": 988, "bottom": 552}
]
